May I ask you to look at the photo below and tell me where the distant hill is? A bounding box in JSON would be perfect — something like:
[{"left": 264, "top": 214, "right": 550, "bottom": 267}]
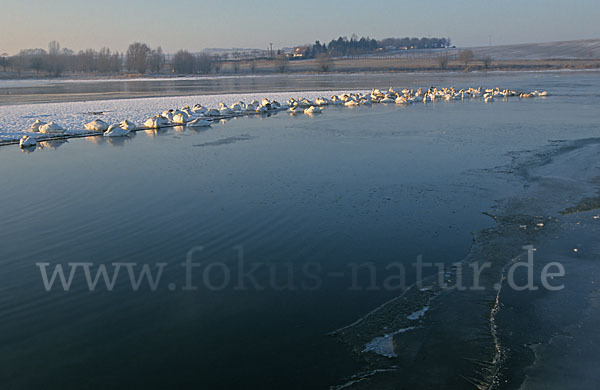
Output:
[{"left": 466, "top": 39, "right": 600, "bottom": 60}]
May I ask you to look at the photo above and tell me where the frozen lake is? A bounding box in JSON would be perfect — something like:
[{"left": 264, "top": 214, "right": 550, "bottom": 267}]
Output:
[{"left": 1, "top": 71, "right": 599, "bottom": 389}]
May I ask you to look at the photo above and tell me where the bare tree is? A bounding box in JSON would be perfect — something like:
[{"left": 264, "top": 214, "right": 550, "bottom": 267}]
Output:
[
  {"left": 274, "top": 54, "right": 289, "bottom": 73},
  {"left": 195, "top": 53, "right": 214, "bottom": 74},
  {"left": 48, "top": 41, "right": 60, "bottom": 56},
  {"left": 315, "top": 53, "right": 333, "bottom": 72},
  {"left": 45, "top": 41, "right": 65, "bottom": 76},
  {"left": 9, "top": 55, "right": 24, "bottom": 75},
  {"left": 437, "top": 54, "right": 449, "bottom": 70},
  {"left": 482, "top": 56, "right": 493, "bottom": 71},
  {"left": 458, "top": 49, "right": 474, "bottom": 70},
  {"left": 126, "top": 42, "right": 151, "bottom": 74},
  {"left": 149, "top": 46, "right": 164, "bottom": 73},
  {"left": 0, "top": 55, "right": 8, "bottom": 72},
  {"left": 172, "top": 50, "right": 195, "bottom": 74},
  {"left": 30, "top": 55, "right": 44, "bottom": 73},
  {"left": 97, "top": 47, "right": 112, "bottom": 73}
]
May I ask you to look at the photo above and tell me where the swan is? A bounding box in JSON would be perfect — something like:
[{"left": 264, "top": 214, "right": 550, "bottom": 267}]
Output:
[
  {"left": 39, "top": 121, "right": 65, "bottom": 134},
  {"left": 85, "top": 119, "right": 109, "bottom": 132},
  {"left": 19, "top": 135, "right": 37, "bottom": 148},
  {"left": 315, "top": 97, "right": 329, "bottom": 106},
  {"left": 29, "top": 119, "right": 46, "bottom": 132},
  {"left": 304, "top": 106, "right": 322, "bottom": 114},
  {"left": 193, "top": 105, "right": 207, "bottom": 114},
  {"left": 161, "top": 110, "right": 174, "bottom": 120},
  {"left": 187, "top": 118, "right": 212, "bottom": 127},
  {"left": 245, "top": 103, "right": 257, "bottom": 112},
  {"left": 344, "top": 99, "right": 359, "bottom": 107},
  {"left": 104, "top": 124, "right": 130, "bottom": 137},
  {"left": 395, "top": 96, "right": 409, "bottom": 105},
  {"left": 172, "top": 112, "right": 188, "bottom": 124},
  {"left": 298, "top": 98, "right": 314, "bottom": 107},
  {"left": 256, "top": 105, "right": 268, "bottom": 113},
  {"left": 380, "top": 97, "right": 394, "bottom": 104},
  {"left": 120, "top": 120, "right": 136, "bottom": 130},
  {"left": 230, "top": 102, "right": 245, "bottom": 112},
  {"left": 144, "top": 115, "right": 169, "bottom": 128}
]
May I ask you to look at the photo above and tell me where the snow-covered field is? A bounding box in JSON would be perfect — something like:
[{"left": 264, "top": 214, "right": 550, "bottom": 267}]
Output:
[{"left": 0, "top": 90, "right": 365, "bottom": 143}]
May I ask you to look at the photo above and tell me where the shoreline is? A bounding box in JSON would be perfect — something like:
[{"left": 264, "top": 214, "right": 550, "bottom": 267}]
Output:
[{"left": 0, "top": 68, "right": 591, "bottom": 107}]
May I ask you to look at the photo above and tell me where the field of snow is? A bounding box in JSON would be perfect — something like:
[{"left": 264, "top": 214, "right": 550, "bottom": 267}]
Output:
[{"left": 0, "top": 90, "right": 366, "bottom": 143}]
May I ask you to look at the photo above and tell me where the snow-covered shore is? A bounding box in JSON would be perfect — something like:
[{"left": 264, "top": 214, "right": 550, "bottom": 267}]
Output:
[{"left": 0, "top": 90, "right": 365, "bottom": 144}]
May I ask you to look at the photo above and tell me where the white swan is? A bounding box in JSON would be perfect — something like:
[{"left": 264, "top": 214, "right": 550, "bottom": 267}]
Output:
[
  {"left": 19, "top": 135, "right": 37, "bottom": 148},
  {"left": 104, "top": 124, "right": 130, "bottom": 137},
  {"left": 144, "top": 116, "right": 169, "bottom": 128},
  {"left": 187, "top": 118, "right": 212, "bottom": 127},
  {"left": 85, "top": 119, "right": 109, "bottom": 132},
  {"left": 315, "top": 97, "right": 329, "bottom": 106},
  {"left": 193, "top": 104, "right": 207, "bottom": 114},
  {"left": 29, "top": 119, "right": 46, "bottom": 132},
  {"left": 120, "top": 120, "right": 136, "bottom": 130},
  {"left": 230, "top": 102, "right": 245, "bottom": 112},
  {"left": 38, "top": 121, "right": 65, "bottom": 134},
  {"left": 172, "top": 112, "right": 188, "bottom": 124},
  {"left": 304, "top": 106, "right": 322, "bottom": 114}
]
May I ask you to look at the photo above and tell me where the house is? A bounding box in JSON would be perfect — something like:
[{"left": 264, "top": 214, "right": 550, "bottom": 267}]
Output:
[{"left": 292, "top": 46, "right": 309, "bottom": 58}]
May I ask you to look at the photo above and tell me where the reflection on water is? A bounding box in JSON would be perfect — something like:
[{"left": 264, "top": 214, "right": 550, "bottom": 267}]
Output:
[{"left": 38, "top": 139, "right": 68, "bottom": 150}]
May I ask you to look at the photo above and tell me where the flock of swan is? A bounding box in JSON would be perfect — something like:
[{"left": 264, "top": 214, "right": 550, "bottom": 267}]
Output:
[{"left": 17, "top": 86, "right": 548, "bottom": 149}]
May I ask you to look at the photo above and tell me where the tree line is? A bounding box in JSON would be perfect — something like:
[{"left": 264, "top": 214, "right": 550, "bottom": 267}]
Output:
[
  {"left": 0, "top": 41, "right": 221, "bottom": 76},
  {"left": 303, "top": 35, "right": 451, "bottom": 59}
]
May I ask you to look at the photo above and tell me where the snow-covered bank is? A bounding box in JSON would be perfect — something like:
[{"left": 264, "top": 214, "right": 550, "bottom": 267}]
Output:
[{"left": 0, "top": 90, "right": 365, "bottom": 144}]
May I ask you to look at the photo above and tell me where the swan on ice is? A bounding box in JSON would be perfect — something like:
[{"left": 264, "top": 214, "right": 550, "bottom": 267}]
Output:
[
  {"left": 104, "top": 124, "right": 130, "bottom": 137},
  {"left": 120, "top": 120, "right": 136, "bottom": 130},
  {"left": 29, "top": 119, "right": 46, "bottom": 132},
  {"left": 187, "top": 118, "right": 212, "bottom": 127},
  {"left": 38, "top": 122, "right": 65, "bottom": 134},
  {"left": 144, "top": 116, "right": 169, "bottom": 128},
  {"left": 19, "top": 135, "right": 37, "bottom": 148},
  {"left": 85, "top": 119, "right": 109, "bottom": 132}
]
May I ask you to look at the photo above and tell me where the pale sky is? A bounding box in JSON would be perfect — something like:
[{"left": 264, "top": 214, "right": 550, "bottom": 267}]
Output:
[{"left": 1, "top": 0, "right": 599, "bottom": 55}]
